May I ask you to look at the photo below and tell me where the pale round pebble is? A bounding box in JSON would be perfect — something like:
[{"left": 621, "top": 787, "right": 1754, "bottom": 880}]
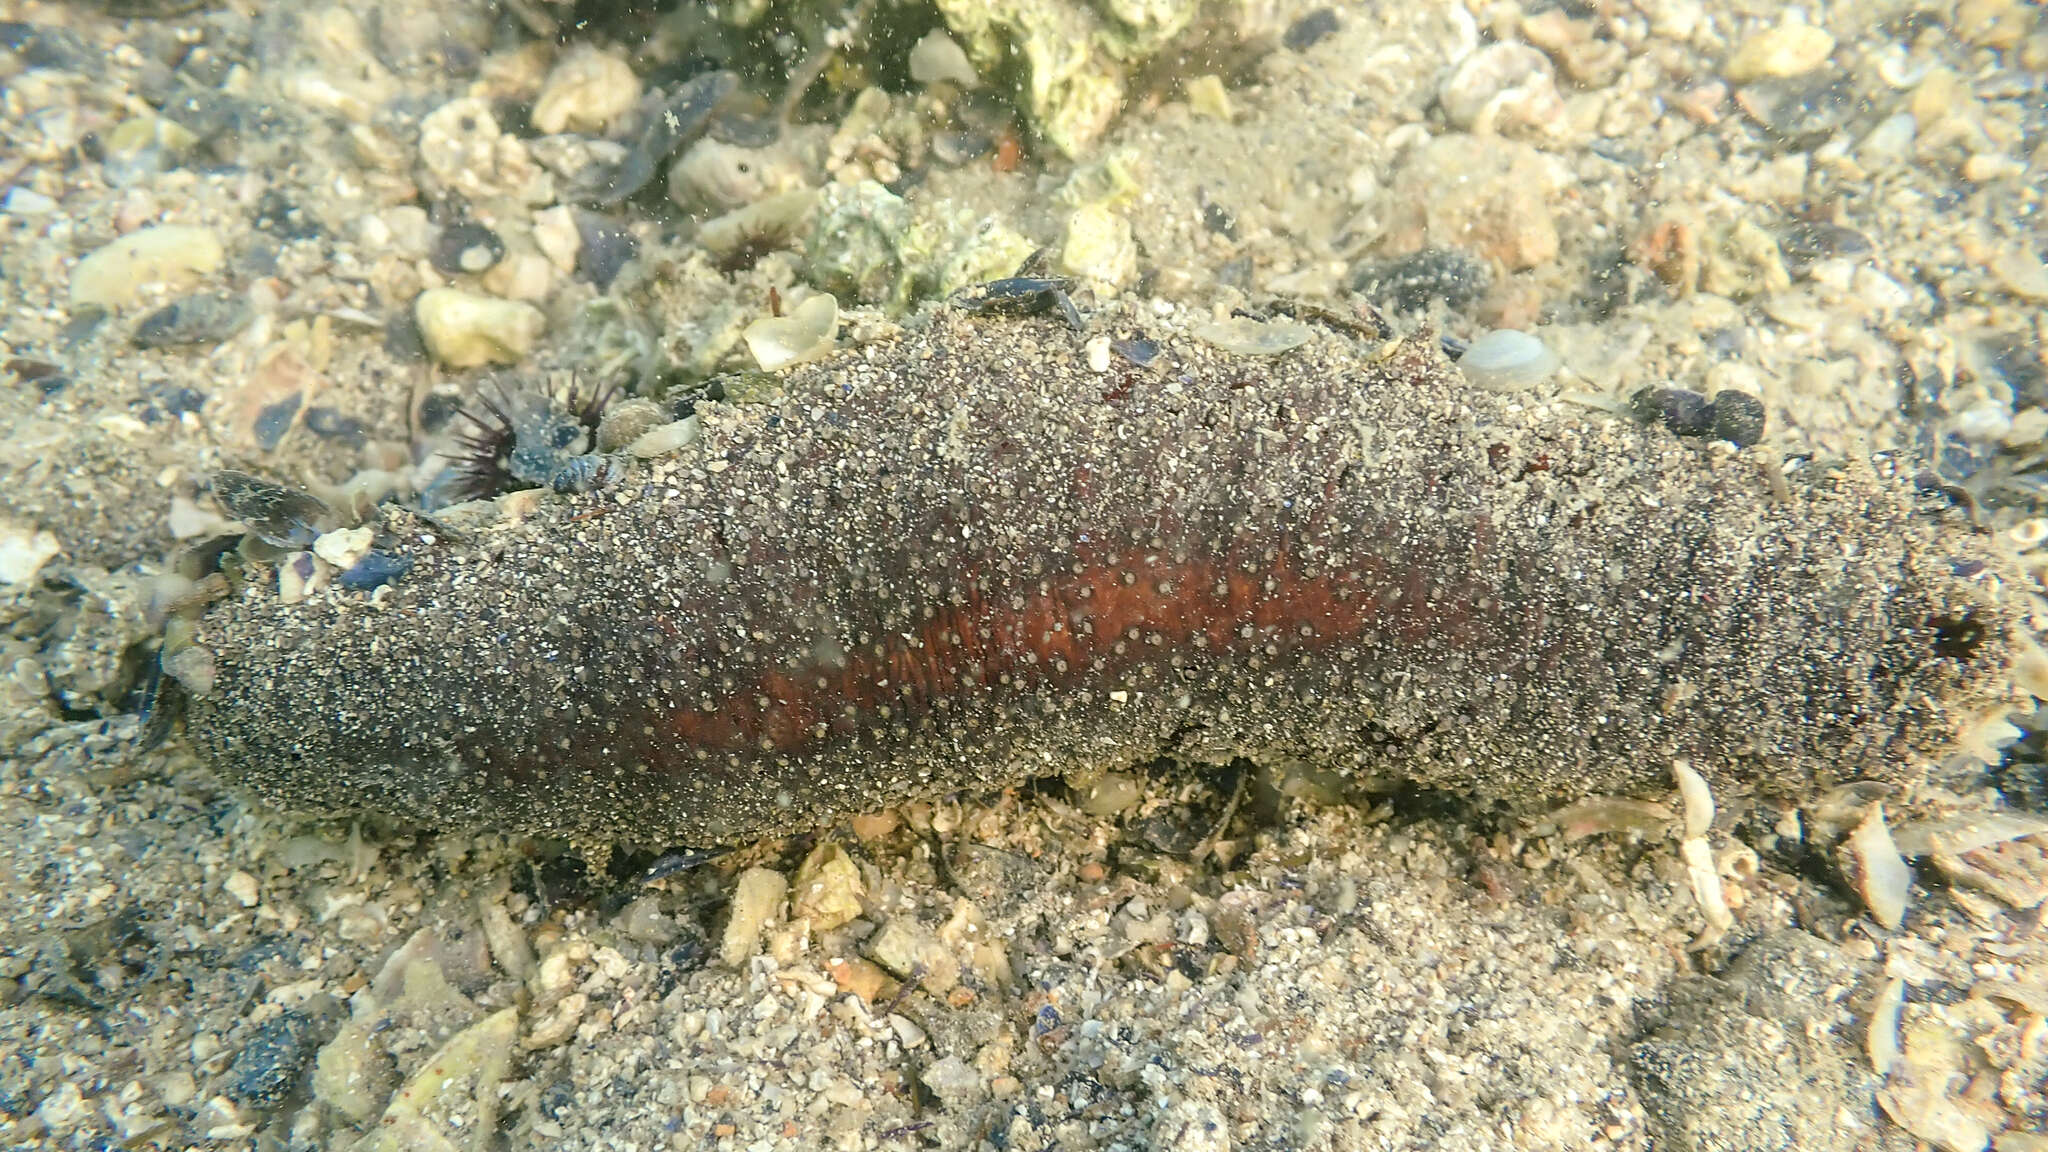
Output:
[
  {"left": 921, "top": 1055, "right": 983, "bottom": 1103},
  {"left": 70, "top": 225, "right": 224, "bottom": 308},
  {"left": 1456, "top": 329, "right": 1562, "bottom": 389},
  {"left": 162, "top": 643, "right": 216, "bottom": 697},
  {"left": 532, "top": 205, "right": 581, "bottom": 273},
  {"left": 1059, "top": 203, "right": 1138, "bottom": 292},
  {"left": 908, "top": 29, "right": 979, "bottom": 88},
  {"left": 1842, "top": 803, "right": 1909, "bottom": 931},
  {"left": 668, "top": 137, "right": 809, "bottom": 213},
  {"left": 4, "top": 187, "right": 58, "bottom": 216},
  {"left": 224, "top": 870, "right": 260, "bottom": 908},
  {"left": 595, "top": 397, "right": 668, "bottom": 453},
  {"left": 1438, "top": 42, "right": 1568, "bottom": 137},
  {"left": 1724, "top": 23, "right": 1836, "bottom": 82},
  {"left": 531, "top": 45, "right": 640, "bottom": 135},
  {"left": 1085, "top": 335, "right": 1112, "bottom": 373},
  {"left": 1852, "top": 266, "right": 1914, "bottom": 313},
  {"left": 718, "top": 867, "right": 787, "bottom": 968},
  {"left": 0, "top": 521, "right": 62, "bottom": 585},
  {"left": 1990, "top": 250, "right": 2048, "bottom": 301},
  {"left": 791, "top": 841, "right": 865, "bottom": 932},
  {"left": 312, "top": 526, "right": 374, "bottom": 570},
  {"left": 1858, "top": 113, "right": 1917, "bottom": 167},
  {"left": 624, "top": 416, "right": 702, "bottom": 459},
  {"left": 414, "top": 288, "right": 545, "bottom": 367}
]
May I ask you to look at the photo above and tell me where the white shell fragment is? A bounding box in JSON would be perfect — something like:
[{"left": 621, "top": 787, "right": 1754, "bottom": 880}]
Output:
[
  {"left": 743, "top": 293, "right": 838, "bottom": 371},
  {"left": 1673, "top": 759, "right": 1733, "bottom": 947},
  {"left": 1680, "top": 838, "right": 1733, "bottom": 940},
  {"left": 1867, "top": 976, "right": 1905, "bottom": 1077},
  {"left": 1844, "top": 802, "right": 1911, "bottom": 930},
  {"left": 1889, "top": 812, "right": 2048, "bottom": 858},
  {"left": 1194, "top": 317, "right": 1314, "bottom": 356},
  {"left": 1457, "top": 329, "right": 1561, "bottom": 390},
  {"left": 1543, "top": 797, "right": 1674, "bottom": 841},
  {"left": 1673, "top": 757, "right": 1715, "bottom": 839}
]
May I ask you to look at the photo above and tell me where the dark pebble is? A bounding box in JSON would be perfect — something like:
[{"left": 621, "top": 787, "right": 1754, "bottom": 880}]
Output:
[
  {"left": 588, "top": 71, "right": 736, "bottom": 206},
  {"left": 490, "top": 96, "right": 532, "bottom": 138},
  {"left": 1629, "top": 386, "right": 1714, "bottom": 437},
  {"left": 1283, "top": 7, "right": 1339, "bottom": 51},
  {"left": 212, "top": 471, "right": 331, "bottom": 549},
  {"left": 1201, "top": 199, "right": 1238, "bottom": 241},
  {"left": 136, "top": 383, "right": 208, "bottom": 423},
  {"left": 0, "top": 22, "right": 96, "bottom": 72},
  {"left": 417, "top": 390, "right": 464, "bottom": 434},
  {"left": 1779, "top": 221, "right": 1873, "bottom": 276},
  {"left": 707, "top": 109, "right": 781, "bottom": 148},
  {"left": 1110, "top": 335, "right": 1160, "bottom": 366},
  {"left": 576, "top": 212, "right": 639, "bottom": 289},
  {"left": 132, "top": 292, "right": 251, "bottom": 348},
  {"left": 252, "top": 394, "right": 302, "bottom": 452},
  {"left": 932, "top": 131, "right": 993, "bottom": 166},
  {"left": 383, "top": 306, "right": 429, "bottom": 363},
  {"left": 4, "top": 356, "right": 63, "bottom": 383},
  {"left": 303, "top": 405, "right": 369, "bottom": 445},
  {"left": 338, "top": 550, "right": 413, "bottom": 591},
  {"left": 537, "top": 1079, "right": 578, "bottom": 1121},
  {"left": 1983, "top": 333, "right": 2047, "bottom": 410},
  {"left": 60, "top": 306, "right": 108, "bottom": 349},
  {"left": 1353, "top": 247, "right": 1490, "bottom": 313},
  {"left": 227, "top": 1010, "right": 331, "bottom": 1109},
  {"left": 1708, "top": 390, "right": 1767, "bottom": 447},
  {"left": 430, "top": 221, "right": 505, "bottom": 275},
  {"left": 251, "top": 189, "right": 320, "bottom": 240},
  {"left": 1579, "top": 245, "right": 1634, "bottom": 319},
  {"left": 237, "top": 241, "right": 279, "bottom": 278},
  {"left": 1734, "top": 72, "right": 1856, "bottom": 151},
  {"left": 159, "top": 89, "right": 260, "bottom": 161}
]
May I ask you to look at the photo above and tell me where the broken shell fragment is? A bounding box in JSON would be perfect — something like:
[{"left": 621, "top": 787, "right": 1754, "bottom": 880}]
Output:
[
  {"left": 1842, "top": 802, "right": 1911, "bottom": 930},
  {"left": 1867, "top": 976, "right": 1905, "bottom": 1076},
  {"left": 743, "top": 293, "right": 838, "bottom": 371},
  {"left": 1458, "top": 329, "right": 1561, "bottom": 390},
  {"left": 1673, "top": 757, "right": 1714, "bottom": 838},
  {"left": 1194, "top": 317, "right": 1313, "bottom": 355}
]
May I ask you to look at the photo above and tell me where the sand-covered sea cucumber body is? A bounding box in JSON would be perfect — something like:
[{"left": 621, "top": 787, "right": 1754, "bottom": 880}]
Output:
[{"left": 189, "top": 308, "right": 2043, "bottom": 844}]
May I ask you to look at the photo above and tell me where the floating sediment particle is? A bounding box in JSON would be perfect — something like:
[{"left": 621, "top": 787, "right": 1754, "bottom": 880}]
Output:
[{"left": 186, "top": 305, "right": 2047, "bottom": 846}]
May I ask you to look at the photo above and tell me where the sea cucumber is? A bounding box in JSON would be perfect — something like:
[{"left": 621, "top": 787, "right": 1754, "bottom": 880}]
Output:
[{"left": 186, "top": 306, "right": 2046, "bottom": 845}]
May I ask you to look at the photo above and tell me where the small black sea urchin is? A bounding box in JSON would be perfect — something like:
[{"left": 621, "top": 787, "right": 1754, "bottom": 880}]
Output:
[{"left": 446, "top": 377, "right": 615, "bottom": 504}]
